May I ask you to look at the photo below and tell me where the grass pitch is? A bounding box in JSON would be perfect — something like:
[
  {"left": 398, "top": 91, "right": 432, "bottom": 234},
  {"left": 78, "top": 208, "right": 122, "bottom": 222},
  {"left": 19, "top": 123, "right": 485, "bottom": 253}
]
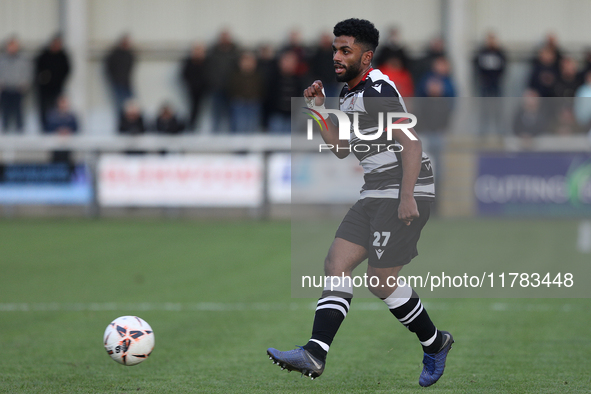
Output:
[{"left": 0, "top": 218, "right": 590, "bottom": 393}]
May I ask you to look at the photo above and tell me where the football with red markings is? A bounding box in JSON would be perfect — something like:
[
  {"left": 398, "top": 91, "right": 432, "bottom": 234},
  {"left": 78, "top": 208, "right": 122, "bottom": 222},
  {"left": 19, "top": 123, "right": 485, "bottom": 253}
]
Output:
[{"left": 103, "top": 316, "right": 155, "bottom": 366}]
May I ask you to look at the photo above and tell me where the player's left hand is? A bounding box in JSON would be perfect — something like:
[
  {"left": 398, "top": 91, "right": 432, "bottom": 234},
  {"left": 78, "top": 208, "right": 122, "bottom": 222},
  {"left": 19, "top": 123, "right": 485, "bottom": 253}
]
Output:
[
  {"left": 304, "top": 80, "right": 326, "bottom": 107},
  {"left": 398, "top": 196, "right": 419, "bottom": 226}
]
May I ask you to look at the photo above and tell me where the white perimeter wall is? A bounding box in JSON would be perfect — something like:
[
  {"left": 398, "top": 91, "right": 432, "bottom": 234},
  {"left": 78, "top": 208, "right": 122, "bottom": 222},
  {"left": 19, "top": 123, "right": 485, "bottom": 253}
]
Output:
[
  {"left": 87, "top": 0, "right": 442, "bottom": 46},
  {"left": 3, "top": 0, "right": 588, "bottom": 47}
]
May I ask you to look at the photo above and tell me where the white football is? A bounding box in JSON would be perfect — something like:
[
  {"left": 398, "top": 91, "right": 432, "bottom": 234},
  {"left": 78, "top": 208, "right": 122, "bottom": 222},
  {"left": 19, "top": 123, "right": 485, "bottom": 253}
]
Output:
[{"left": 103, "top": 316, "right": 155, "bottom": 366}]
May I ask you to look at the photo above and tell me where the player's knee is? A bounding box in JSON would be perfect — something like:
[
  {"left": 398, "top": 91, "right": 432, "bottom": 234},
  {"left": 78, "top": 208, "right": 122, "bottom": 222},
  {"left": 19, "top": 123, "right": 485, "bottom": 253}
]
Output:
[
  {"left": 366, "top": 271, "right": 400, "bottom": 299},
  {"left": 323, "top": 255, "right": 338, "bottom": 276},
  {"left": 324, "top": 254, "right": 349, "bottom": 276},
  {"left": 367, "top": 280, "right": 391, "bottom": 298}
]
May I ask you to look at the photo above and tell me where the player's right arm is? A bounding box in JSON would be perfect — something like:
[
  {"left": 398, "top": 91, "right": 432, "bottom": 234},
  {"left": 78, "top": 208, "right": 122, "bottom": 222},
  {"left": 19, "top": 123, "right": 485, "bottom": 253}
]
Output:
[{"left": 304, "top": 80, "right": 349, "bottom": 159}]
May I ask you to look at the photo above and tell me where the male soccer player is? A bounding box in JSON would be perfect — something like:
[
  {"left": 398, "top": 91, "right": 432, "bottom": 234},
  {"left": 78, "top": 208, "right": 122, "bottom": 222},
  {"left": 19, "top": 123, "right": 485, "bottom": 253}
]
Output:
[{"left": 267, "top": 18, "right": 453, "bottom": 387}]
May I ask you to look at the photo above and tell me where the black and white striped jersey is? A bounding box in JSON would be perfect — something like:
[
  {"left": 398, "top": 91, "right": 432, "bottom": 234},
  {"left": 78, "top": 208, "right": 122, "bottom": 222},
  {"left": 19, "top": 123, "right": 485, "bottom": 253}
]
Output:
[{"left": 339, "top": 68, "right": 435, "bottom": 201}]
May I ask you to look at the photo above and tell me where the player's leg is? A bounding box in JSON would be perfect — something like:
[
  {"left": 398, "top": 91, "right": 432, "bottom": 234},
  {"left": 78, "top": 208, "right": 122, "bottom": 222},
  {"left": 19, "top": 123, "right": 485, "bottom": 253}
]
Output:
[
  {"left": 267, "top": 237, "right": 367, "bottom": 378},
  {"left": 267, "top": 202, "right": 369, "bottom": 378},
  {"left": 367, "top": 265, "right": 453, "bottom": 386},
  {"left": 365, "top": 198, "right": 453, "bottom": 387},
  {"left": 301, "top": 237, "right": 367, "bottom": 359},
  {"left": 366, "top": 264, "right": 443, "bottom": 354}
]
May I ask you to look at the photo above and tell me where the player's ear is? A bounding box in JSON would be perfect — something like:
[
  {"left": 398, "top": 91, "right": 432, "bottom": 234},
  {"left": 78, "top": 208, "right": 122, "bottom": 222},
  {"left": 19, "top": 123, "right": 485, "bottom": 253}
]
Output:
[{"left": 363, "top": 50, "right": 373, "bottom": 66}]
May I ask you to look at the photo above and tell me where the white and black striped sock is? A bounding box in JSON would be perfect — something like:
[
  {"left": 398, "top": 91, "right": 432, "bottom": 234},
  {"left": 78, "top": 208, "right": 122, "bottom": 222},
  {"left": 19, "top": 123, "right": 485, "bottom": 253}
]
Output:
[
  {"left": 303, "top": 277, "right": 353, "bottom": 360},
  {"left": 383, "top": 284, "right": 443, "bottom": 353}
]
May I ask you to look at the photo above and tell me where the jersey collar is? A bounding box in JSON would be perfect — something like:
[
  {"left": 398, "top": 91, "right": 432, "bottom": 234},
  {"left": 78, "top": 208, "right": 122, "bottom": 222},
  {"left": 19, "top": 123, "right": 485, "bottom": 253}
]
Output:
[{"left": 347, "top": 67, "right": 373, "bottom": 91}]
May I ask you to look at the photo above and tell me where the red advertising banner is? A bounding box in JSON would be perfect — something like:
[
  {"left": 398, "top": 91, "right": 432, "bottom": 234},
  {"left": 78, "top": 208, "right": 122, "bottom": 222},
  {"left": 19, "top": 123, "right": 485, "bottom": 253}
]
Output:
[{"left": 98, "top": 154, "right": 263, "bottom": 207}]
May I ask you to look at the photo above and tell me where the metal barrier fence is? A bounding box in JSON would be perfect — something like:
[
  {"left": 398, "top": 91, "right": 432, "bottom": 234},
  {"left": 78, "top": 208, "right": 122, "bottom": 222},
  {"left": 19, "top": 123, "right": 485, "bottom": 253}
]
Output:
[{"left": 1, "top": 134, "right": 590, "bottom": 219}]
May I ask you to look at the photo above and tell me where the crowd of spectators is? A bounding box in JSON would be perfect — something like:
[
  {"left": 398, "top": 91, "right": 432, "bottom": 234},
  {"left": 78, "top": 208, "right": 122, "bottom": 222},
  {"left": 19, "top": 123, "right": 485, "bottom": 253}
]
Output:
[
  {"left": 1, "top": 29, "right": 591, "bottom": 136},
  {"left": 176, "top": 27, "right": 460, "bottom": 134},
  {"left": 512, "top": 33, "right": 591, "bottom": 138},
  {"left": 0, "top": 34, "right": 72, "bottom": 134}
]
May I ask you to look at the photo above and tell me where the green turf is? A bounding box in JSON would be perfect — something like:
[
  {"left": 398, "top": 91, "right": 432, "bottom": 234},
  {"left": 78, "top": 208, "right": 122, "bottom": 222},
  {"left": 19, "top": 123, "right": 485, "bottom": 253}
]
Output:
[{"left": 0, "top": 219, "right": 590, "bottom": 393}]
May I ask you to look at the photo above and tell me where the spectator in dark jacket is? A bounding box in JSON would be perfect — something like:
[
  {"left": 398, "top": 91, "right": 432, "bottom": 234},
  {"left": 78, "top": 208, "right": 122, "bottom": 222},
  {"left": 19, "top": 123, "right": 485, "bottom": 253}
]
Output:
[
  {"left": 105, "top": 34, "right": 135, "bottom": 115},
  {"left": 118, "top": 100, "right": 145, "bottom": 135},
  {"left": 207, "top": 29, "right": 239, "bottom": 132},
  {"left": 532, "top": 32, "right": 563, "bottom": 70},
  {"left": 528, "top": 46, "right": 559, "bottom": 97},
  {"left": 473, "top": 32, "right": 506, "bottom": 134},
  {"left": 155, "top": 103, "right": 185, "bottom": 135},
  {"left": 228, "top": 52, "right": 263, "bottom": 133},
  {"left": 554, "top": 57, "right": 582, "bottom": 98},
  {"left": 45, "top": 95, "right": 78, "bottom": 163},
  {"left": 256, "top": 43, "right": 276, "bottom": 130},
  {"left": 473, "top": 32, "right": 506, "bottom": 97},
  {"left": 45, "top": 95, "right": 78, "bottom": 134},
  {"left": 181, "top": 43, "right": 207, "bottom": 131},
  {"left": 265, "top": 50, "right": 305, "bottom": 133},
  {"left": 34, "top": 35, "right": 70, "bottom": 130}
]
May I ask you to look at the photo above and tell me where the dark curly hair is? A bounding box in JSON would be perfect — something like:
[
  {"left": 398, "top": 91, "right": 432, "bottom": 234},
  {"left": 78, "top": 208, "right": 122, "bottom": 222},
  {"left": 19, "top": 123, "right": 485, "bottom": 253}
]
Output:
[{"left": 333, "top": 18, "right": 379, "bottom": 52}]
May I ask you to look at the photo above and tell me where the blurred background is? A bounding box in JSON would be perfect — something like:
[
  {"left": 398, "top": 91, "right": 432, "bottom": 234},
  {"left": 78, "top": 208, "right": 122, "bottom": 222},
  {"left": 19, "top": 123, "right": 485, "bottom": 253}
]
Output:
[{"left": 0, "top": 0, "right": 590, "bottom": 221}]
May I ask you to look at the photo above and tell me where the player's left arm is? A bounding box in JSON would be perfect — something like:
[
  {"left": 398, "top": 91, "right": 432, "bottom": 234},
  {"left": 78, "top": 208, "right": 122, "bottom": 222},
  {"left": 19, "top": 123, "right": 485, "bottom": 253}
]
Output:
[
  {"left": 393, "top": 126, "right": 422, "bottom": 226},
  {"left": 365, "top": 82, "right": 422, "bottom": 226}
]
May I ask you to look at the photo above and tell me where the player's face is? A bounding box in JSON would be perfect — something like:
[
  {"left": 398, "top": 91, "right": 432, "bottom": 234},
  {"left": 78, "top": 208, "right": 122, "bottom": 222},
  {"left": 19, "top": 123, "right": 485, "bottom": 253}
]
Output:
[{"left": 333, "top": 36, "right": 366, "bottom": 83}]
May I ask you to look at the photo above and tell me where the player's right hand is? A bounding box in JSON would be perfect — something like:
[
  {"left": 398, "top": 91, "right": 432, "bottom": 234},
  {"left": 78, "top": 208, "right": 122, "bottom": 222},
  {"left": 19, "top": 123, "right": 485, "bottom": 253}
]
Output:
[{"left": 304, "top": 80, "right": 325, "bottom": 107}]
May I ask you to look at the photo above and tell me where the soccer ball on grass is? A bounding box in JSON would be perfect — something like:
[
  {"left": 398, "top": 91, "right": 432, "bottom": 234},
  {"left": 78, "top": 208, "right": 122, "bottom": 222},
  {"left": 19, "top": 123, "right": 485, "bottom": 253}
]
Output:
[{"left": 103, "top": 316, "right": 155, "bottom": 366}]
